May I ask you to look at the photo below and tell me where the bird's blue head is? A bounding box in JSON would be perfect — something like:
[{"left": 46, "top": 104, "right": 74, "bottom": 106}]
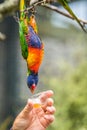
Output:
[{"left": 27, "top": 73, "right": 38, "bottom": 93}]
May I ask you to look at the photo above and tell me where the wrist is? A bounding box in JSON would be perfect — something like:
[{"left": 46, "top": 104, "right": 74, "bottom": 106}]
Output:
[
  {"left": 27, "top": 126, "right": 46, "bottom": 130},
  {"left": 29, "top": 128, "right": 46, "bottom": 130}
]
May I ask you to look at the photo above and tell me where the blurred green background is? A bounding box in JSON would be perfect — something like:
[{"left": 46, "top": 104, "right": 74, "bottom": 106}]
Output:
[{"left": 0, "top": 0, "right": 87, "bottom": 130}]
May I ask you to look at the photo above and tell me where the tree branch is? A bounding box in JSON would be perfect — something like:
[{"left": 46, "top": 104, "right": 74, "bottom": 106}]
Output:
[
  {"left": 24, "top": 2, "right": 87, "bottom": 32},
  {"left": 0, "top": 0, "right": 19, "bottom": 41},
  {"left": 0, "top": 0, "right": 87, "bottom": 40},
  {"left": 42, "top": 4, "right": 87, "bottom": 25},
  {"left": 20, "top": 0, "right": 87, "bottom": 32},
  {"left": 0, "top": 0, "right": 19, "bottom": 20}
]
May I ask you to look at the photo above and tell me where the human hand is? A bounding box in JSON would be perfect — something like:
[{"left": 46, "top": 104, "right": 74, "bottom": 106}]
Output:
[{"left": 11, "top": 90, "right": 55, "bottom": 130}]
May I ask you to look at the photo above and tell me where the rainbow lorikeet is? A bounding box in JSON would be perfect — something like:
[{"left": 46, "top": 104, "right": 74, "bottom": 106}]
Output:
[{"left": 19, "top": 0, "right": 44, "bottom": 93}]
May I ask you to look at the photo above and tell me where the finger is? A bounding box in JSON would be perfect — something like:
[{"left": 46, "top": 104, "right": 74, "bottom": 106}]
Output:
[
  {"left": 47, "top": 98, "right": 54, "bottom": 106},
  {"left": 40, "top": 90, "right": 54, "bottom": 103},
  {"left": 46, "top": 106, "right": 56, "bottom": 114},
  {"left": 43, "top": 97, "right": 54, "bottom": 107},
  {"left": 42, "top": 98, "right": 54, "bottom": 111},
  {"left": 12, "top": 100, "right": 33, "bottom": 130},
  {"left": 21, "top": 99, "right": 33, "bottom": 117},
  {"left": 44, "top": 114, "right": 55, "bottom": 126}
]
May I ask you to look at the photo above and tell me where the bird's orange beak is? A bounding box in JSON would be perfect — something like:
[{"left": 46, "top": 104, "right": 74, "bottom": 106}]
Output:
[{"left": 30, "top": 84, "right": 36, "bottom": 93}]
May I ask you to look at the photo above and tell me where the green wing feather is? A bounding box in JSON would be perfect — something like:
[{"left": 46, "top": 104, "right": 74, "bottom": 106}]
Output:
[
  {"left": 58, "top": 0, "right": 85, "bottom": 31},
  {"left": 19, "top": 21, "right": 28, "bottom": 59},
  {"left": 19, "top": 0, "right": 28, "bottom": 59}
]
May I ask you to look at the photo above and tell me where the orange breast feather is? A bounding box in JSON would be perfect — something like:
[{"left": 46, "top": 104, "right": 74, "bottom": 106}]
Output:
[{"left": 27, "top": 46, "right": 44, "bottom": 73}]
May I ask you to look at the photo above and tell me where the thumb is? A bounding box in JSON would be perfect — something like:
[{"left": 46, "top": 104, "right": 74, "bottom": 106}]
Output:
[
  {"left": 12, "top": 100, "right": 33, "bottom": 130},
  {"left": 21, "top": 99, "right": 33, "bottom": 117}
]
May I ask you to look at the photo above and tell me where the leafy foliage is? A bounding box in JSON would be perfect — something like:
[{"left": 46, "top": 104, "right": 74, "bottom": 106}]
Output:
[{"left": 44, "top": 61, "right": 87, "bottom": 130}]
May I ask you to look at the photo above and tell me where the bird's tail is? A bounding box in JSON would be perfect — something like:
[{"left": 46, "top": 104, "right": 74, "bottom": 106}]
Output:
[
  {"left": 20, "top": 0, "right": 25, "bottom": 20},
  {"left": 20, "top": 0, "right": 25, "bottom": 11}
]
